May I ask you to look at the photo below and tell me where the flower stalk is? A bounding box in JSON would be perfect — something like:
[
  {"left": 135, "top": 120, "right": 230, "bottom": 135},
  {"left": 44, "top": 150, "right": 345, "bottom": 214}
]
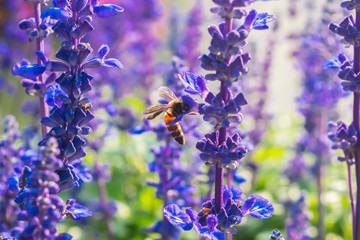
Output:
[
  {"left": 33, "top": 1, "right": 48, "bottom": 138},
  {"left": 95, "top": 155, "right": 115, "bottom": 240},
  {"left": 354, "top": 9, "right": 360, "bottom": 240}
]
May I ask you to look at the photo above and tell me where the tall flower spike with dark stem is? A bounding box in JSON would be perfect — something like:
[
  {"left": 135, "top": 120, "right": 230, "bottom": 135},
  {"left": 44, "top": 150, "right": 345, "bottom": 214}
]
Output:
[
  {"left": 329, "top": 1, "right": 360, "bottom": 239},
  {"left": 163, "top": 1, "right": 276, "bottom": 239},
  {"left": 35, "top": 0, "right": 123, "bottom": 191}
]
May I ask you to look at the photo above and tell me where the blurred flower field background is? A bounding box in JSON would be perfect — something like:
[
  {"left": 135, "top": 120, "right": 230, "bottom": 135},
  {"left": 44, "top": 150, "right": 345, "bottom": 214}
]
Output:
[{"left": 0, "top": 0, "right": 356, "bottom": 239}]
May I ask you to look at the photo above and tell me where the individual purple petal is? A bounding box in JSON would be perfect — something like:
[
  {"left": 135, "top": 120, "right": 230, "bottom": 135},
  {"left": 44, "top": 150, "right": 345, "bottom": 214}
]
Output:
[
  {"left": 66, "top": 200, "right": 92, "bottom": 221},
  {"left": 97, "top": 44, "right": 110, "bottom": 59},
  {"left": 81, "top": 58, "right": 102, "bottom": 69},
  {"left": 129, "top": 126, "right": 147, "bottom": 134},
  {"left": 46, "top": 61, "right": 69, "bottom": 72},
  {"left": 52, "top": 0, "right": 68, "bottom": 8},
  {"left": 179, "top": 72, "right": 209, "bottom": 97},
  {"left": 17, "top": 64, "right": 46, "bottom": 79},
  {"left": 323, "top": 57, "right": 341, "bottom": 69},
  {"left": 242, "top": 195, "right": 274, "bottom": 219},
  {"left": 41, "top": 7, "right": 69, "bottom": 21},
  {"left": 103, "top": 58, "right": 123, "bottom": 69},
  {"left": 252, "top": 13, "right": 276, "bottom": 30},
  {"left": 163, "top": 204, "right": 194, "bottom": 231},
  {"left": 36, "top": 51, "right": 48, "bottom": 64},
  {"left": 243, "top": 9, "right": 257, "bottom": 29},
  {"left": 93, "top": 4, "right": 124, "bottom": 18}
]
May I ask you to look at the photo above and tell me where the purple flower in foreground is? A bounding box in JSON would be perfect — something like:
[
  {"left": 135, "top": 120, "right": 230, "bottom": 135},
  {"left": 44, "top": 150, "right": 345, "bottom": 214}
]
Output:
[{"left": 164, "top": 185, "right": 274, "bottom": 239}]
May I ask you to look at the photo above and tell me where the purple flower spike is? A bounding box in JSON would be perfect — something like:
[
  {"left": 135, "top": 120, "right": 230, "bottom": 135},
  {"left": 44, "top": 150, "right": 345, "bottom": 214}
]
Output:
[
  {"left": 242, "top": 195, "right": 274, "bottom": 219},
  {"left": 93, "top": 4, "right": 124, "bottom": 18},
  {"left": 179, "top": 72, "right": 209, "bottom": 97},
  {"left": 163, "top": 204, "right": 194, "bottom": 231}
]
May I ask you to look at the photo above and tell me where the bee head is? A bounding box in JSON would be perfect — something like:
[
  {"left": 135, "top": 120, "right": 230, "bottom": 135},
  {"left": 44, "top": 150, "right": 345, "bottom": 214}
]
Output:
[{"left": 182, "top": 102, "right": 190, "bottom": 112}]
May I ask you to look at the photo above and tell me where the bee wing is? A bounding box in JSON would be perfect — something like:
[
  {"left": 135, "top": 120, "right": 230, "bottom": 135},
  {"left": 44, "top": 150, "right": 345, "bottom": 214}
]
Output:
[
  {"left": 143, "top": 104, "right": 170, "bottom": 114},
  {"left": 146, "top": 110, "right": 164, "bottom": 120},
  {"left": 158, "top": 86, "right": 178, "bottom": 102}
]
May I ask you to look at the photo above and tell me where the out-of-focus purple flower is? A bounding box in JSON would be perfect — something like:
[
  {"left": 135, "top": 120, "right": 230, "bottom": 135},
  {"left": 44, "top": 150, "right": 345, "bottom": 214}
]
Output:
[
  {"left": 285, "top": 154, "right": 309, "bottom": 182},
  {"left": 175, "top": 1, "right": 203, "bottom": 72},
  {"left": 285, "top": 193, "right": 311, "bottom": 240},
  {"left": 0, "top": 116, "right": 24, "bottom": 236}
]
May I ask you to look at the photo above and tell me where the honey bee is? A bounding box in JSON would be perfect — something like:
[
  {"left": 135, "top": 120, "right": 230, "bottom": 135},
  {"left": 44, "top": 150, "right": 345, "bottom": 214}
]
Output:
[
  {"left": 201, "top": 207, "right": 211, "bottom": 216},
  {"left": 143, "top": 86, "right": 190, "bottom": 145},
  {"left": 80, "top": 103, "right": 92, "bottom": 113},
  {"left": 19, "top": 170, "right": 26, "bottom": 188}
]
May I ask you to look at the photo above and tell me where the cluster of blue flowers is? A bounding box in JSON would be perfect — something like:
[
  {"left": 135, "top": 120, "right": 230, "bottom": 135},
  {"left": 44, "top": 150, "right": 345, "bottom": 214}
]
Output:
[
  {"left": 164, "top": 185, "right": 273, "bottom": 239},
  {"left": 328, "top": 121, "right": 357, "bottom": 163},
  {"left": 196, "top": 130, "right": 247, "bottom": 170},
  {"left": 13, "top": 138, "right": 91, "bottom": 240}
]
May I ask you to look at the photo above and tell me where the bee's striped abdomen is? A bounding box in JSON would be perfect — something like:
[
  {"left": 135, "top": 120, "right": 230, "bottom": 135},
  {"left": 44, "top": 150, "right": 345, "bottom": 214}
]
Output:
[{"left": 165, "top": 112, "right": 185, "bottom": 145}]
